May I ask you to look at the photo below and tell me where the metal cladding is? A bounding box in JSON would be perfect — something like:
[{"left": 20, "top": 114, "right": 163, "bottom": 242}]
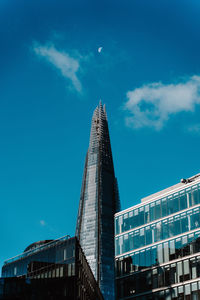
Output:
[{"left": 76, "top": 102, "right": 120, "bottom": 300}]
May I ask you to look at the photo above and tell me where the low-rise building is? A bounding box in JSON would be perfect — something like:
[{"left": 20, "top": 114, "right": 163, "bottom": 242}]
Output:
[{"left": 115, "top": 173, "right": 200, "bottom": 299}]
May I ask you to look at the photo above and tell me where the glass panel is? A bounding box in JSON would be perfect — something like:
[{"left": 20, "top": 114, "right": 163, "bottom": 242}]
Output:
[
  {"left": 150, "top": 203, "right": 155, "bottom": 222},
  {"left": 161, "top": 198, "right": 167, "bottom": 217},
  {"left": 133, "top": 252, "right": 139, "bottom": 271},
  {"left": 179, "top": 193, "right": 187, "bottom": 210},
  {"left": 174, "top": 215, "right": 181, "bottom": 236},
  {"left": 191, "top": 208, "right": 200, "bottom": 230},
  {"left": 154, "top": 222, "right": 162, "bottom": 242},
  {"left": 168, "top": 218, "right": 174, "bottom": 237},
  {"left": 155, "top": 200, "right": 161, "bottom": 219},
  {"left": 177, "top": 261, "right": 183, "bottom": 283},
  {"left": 190, "top": 257, "right": 197, "bottom": 279},
  {"left": 170, "top": 263, "right": 176, "bottom": 284},
  {"left": 183, "top": 259, "right": 190, "bottom": 281},
  {"left": 145, "top": 248, "right": 151, "bottom": 267},
  {"left": 139, "top": 250, "right": 146, "bottom": 270},
  {"left": 115, "top": 217, "right": 119, "bottom": 234},
  {"left": 181, "top": 213, "right": 189, "bottom": 233},
  {"left": 191, "top": 282, "right": 198, "bottom": 291},
  {"left": 189, "top": 188, "right": 200, "bottom": 207},
  {"left": 151, "top": 246, "right": 157, "bottom": 266},
  {"left": 144, "top": 205, "right": 150, "bottom": 223},
  {"left": 133, "top": 231, "right": 140, "bottom": 249},
  {"left": 123, "top": 213, "right": 129, "bottom": 232},
  {"left": 175, "top": 238, "right": 182, "bottom": 259},
  {"left": 185, "top": 284, "right": 191, "bottom": 296},
  {"left": 169, "top": 239, "right": 175, "bottom": 260},
  {"left": 128, "top": 211, "right": 134, "bottom": 230},
  {"left": 139, "top": 207, "right": 144, "bottom": 226},
  {"left": 139, "top": 228, "right": 145, "bottom": 248},
  {"left": 129, "top": 233, "right": 134, "bottom": 251},
  {"left": 196, "top": 256, "right": 200, "bottom": 277},
  {"left": 123, "top": 234, "right": 129, "bottom": 253},
  {"left": 157, "top": 244, "right": 163, "bottom": 264},
  {"left": 173, "top": 195, "right": 179, "bottom": 213},
  {"left": 168, "top": 196, "right": 174, "bottom": 214},
  {"left": 134, "top": 209, "right": 139, "bottom": 227},
  {"left": 162, "top": 219, "right": 169, "bottom": 240},
  {"left": 145, "top": 226, "right": 152, "bottom": 245},
  {"left": 172, "top": 287, "right": 178, "bottom": 299},
  {"left": 182, "top": 235, "right": 190, "bottom": 257},
  {"left": 164, "top": 242, "right": 169, "bottom": 263}
]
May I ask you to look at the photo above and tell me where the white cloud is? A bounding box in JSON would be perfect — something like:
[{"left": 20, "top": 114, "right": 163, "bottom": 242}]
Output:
[
  {"left": 187, "top": 123, "right": 200, "bottom": 134},
  {"left": 98, "top": 47, "right": 103, "bottom": 53},
  {"left": 40, "top": 220, "right": 46, "bottom": 226},
  {"left": 33, "top": 43, "right": 82, "bottom": 92},
  {"left": 124, "top": 76, "right": 200, "bottom": 130}
]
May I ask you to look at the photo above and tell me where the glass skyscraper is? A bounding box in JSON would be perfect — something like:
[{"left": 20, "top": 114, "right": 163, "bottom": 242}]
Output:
[
  {"left": 76, "top": 102, "right": 120, "bottom": 300},
  {"left": 115, "top": 174, "right": 200, "bottom": 299}
]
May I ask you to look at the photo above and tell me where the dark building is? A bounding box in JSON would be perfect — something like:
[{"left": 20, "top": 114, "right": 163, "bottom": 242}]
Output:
[
  {"left": 76, "top": 102, "right": 120, "bottom": 299},
  {"left": 1, "top": 236, "right": 103, "bottom": 300}
]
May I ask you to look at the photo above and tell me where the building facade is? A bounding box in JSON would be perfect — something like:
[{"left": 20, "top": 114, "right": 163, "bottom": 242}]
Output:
[
  {"left": 115, "top": 174, "right": 200, "bottom": 299},
  {"left": 76, "top": 102, "right": 120, "bottom": 299},
  {"left": 1, "top": 236, "right": 103, "bottom": 300}
]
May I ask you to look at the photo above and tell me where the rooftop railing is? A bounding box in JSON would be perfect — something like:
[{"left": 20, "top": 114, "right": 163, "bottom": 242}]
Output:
[{"left": 4, "top": 235, "right": 71, "bottom": 265}]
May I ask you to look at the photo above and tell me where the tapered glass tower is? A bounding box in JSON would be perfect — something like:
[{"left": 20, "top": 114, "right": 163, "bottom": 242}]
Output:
[{"left": 76, "top": 102, "right": 120, "bottom": 300}]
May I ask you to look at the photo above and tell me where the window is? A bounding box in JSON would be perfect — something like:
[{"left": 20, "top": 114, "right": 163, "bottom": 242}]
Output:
[
  {"left": 183, "top": 259, "right": 190, "bottom": 281},
  {"left": 139, "top": 207, "right": 144, "bottom": 226},
  {"left": 139, "top": 250, "right": 146, "bottom": 270},
  {"left": 155, "top": 200, "right": 161, "bottom": 219},
  {"left": 157, "top": 244, "right": 163, "bottom": 264},
  {"left": 164, "top": 242, "right": 169, "bottom": 263},
  {"left": 129, "top": 211, "right": 134, "bottom": 230},
  {"left": 168, "top": 196, "right": 174, "bottom": 214},
  {"left": 150, "top": 203, "right": 155, "bottom": 222},
  {"left": 154, "top": 222, "right": 162, "bottom": 242},
  {"left": 145, "top": 226, "right": 152, "bottom": 245},
  {"left": 191, "top": 208, "right": 200, "bottom": 230},
  {"left": 161, "top": 198, "right": 167, "bottom": 217},
  {"left": 162, "top": 220, "right": 169, "bottom": 240},
  {"left": 181, "top": 213, "right": 189, "bottom": 233},
  {"left": 174, "top": 215, "right": 181, "bottom": 236},
  {"left": 177, "top": 261, "right": 183, "bottom": 283},
  {"left": 190, "top": 257, "right": 197, "bottom": 279},
  {"left": 179, "top": 192, "right": 187, "bottom": 210},
  {"left": 144, "top": 205, "right": 150, "bottom": 223}
]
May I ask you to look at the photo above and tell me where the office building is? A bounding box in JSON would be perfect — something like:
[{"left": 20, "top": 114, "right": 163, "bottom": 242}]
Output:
[
  {"left": 115, "top": 174, "right": 200, "bottom": 299},
  {"left": 1, "top": 236, "right": 103, "bottom": 300},
  {"left": 76, "top": 102, "right": 120, "bottom": 299}
]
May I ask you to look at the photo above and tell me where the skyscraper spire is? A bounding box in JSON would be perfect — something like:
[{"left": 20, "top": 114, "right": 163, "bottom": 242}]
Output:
[{"left": 76, "top": 103, "right": 120, "bottom": 300}]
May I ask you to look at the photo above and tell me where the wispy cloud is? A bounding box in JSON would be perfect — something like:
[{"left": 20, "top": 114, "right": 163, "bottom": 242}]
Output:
[
  {"left": 33, "top": 43, "right": 82, "bottom": 92},
  {"left": 124, "top": 75, "right": 200, "bottom": 130},
  {"left": 39, "top": 219, "right": 61, "bottom": 235},
  {"left": 187, "top": 123, "right": 200, "bottom": 135},
  {"left": 40, "top": 220, "right": 46, "bottom": 226}
]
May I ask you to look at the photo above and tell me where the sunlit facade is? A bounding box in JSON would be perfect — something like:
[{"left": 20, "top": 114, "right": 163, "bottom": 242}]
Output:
[
  {"left": 76, "top": 102, "right": 120, "bottom": 300},
  {"left": 115, "top": 174, "right": 200, "bottom": 299}
]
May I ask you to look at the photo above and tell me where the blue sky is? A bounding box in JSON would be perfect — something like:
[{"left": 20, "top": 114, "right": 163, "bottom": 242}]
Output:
[{"left": 1, "top": 0, "right": 200, "bottom": 271}]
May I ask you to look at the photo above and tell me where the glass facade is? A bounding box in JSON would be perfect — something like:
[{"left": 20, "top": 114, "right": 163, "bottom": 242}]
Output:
[
  {"left": 76, "top": 103, "right": 120, "bottom": 300},
  {"left": 2, "top": 236, "right": 76, "bottom": 278},
  {"left": 1, "top": 237, "right": 104, "bottom": 300},
  {"left": 115, "top": 184, "right": 200, "bottom": 235},
  {"left": 115, "top": 177, "right": 200, "bottom": 299},
  {"left": 116, "top": 207, "right": 200, "bottom": 255}
]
